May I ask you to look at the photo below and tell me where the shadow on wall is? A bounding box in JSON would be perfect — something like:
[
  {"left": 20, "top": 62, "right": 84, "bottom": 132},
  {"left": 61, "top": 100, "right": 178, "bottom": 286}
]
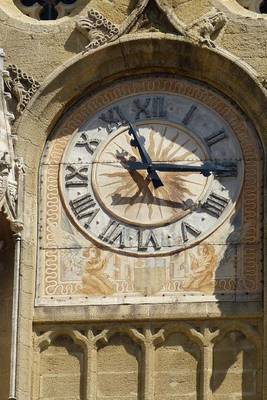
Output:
[
  {"left": 0, "top": 215, "right": 14, "bottom": 400},
  {"left": 211, "top": 331, "right": 258, "bottom": 398},
  {"left": 211, "top": 192, "right": 262, "bottom": 397}
]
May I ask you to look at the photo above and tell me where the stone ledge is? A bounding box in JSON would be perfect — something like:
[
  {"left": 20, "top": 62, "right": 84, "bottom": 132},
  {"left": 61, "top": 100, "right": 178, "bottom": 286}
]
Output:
[{"left": 33, "top": 301, "right": 262, "bottom": 323}]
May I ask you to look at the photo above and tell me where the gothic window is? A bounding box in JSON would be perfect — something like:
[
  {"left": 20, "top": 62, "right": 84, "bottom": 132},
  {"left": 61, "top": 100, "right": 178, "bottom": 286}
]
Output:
[
  {"left": 14, "top": 0, "right": 77, "bottom": 20},
  {"left": 237, "top": 0, "right": 267, "bottom": 13}
]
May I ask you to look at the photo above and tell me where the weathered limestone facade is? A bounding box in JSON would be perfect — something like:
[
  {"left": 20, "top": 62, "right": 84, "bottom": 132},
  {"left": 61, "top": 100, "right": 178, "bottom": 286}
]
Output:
[{"left": 0, "top": 0, "right": 267, "bottom": 399}]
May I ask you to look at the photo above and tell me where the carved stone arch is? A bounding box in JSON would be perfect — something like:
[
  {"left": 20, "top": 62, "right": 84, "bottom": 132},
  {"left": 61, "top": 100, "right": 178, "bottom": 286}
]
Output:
[
  {"left": 15, "top": 34, "right": 267, "bottom": 396},
  {"left": 154, "top": 323, "right": 202, "bottom": 399},
  {"left": 16, "top": 35, "right": 267, "bottom": 156},
  {"left": 33, "top": 328, "right": 88, "bottom": 400},
  {"left": 34, "top": 328, "right": 89, "bottom": 352},
  {"left": 162, "top": 322, "right": 206, "bottom": 348},
  {"left": 95, "top": 328, "right": 143, "bottom": 400},
  {"left": 211, "top": 322, "right": 262, "bottom": 399},
  {"left": 212, "top": 321, "right": 261, "bottom": 348}
]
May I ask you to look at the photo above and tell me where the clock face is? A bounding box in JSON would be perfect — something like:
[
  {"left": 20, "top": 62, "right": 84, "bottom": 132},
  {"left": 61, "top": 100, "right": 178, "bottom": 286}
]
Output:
[{"left": 60, "top": 90, "right": 243, "bottom": 256}]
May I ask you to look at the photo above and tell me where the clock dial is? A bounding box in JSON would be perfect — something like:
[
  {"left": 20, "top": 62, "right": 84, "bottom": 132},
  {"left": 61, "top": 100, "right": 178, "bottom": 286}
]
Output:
[
  {"left": 92, "top": 122, "right": 209, "bottom": 227},
  {"left": 60, "top": 91, "right": 243, "bottom": 256}
]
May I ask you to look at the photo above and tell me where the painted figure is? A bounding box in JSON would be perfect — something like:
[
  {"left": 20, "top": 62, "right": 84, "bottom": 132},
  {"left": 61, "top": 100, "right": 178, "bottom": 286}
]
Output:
[{"left": 80, "top": 247, "right": 114, "bottom": 295}]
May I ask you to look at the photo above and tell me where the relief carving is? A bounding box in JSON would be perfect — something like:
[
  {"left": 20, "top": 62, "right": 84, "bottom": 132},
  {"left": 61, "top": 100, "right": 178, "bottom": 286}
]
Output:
[
  {"left": 4, "top": 64, "right": 40, "bottom": 117},
  {"left": 0, "top": 52, "right": 24, "bottom": 232},
  {"left": 76, "top": 2, "right": 227, "bottom": 51},
  {"left": 76, "top": 9, "right": 119, "bottom": 51},
  {"left": 76, "top": 0, "right": 186, "bottom": 51},
  {"left": 185, "top": 9, "right": 228, "bottom": 48}
]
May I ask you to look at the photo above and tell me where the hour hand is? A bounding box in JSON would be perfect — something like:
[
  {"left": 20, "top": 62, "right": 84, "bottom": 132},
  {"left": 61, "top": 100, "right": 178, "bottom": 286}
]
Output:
[{"left": 127, "top": 122, "right": 164, "bottom": 188}]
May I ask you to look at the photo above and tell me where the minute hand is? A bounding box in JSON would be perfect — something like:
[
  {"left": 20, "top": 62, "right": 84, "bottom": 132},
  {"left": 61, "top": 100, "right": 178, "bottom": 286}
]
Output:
[
  {"left": 126, "top": 161, "right": 238, "bottom": 177},
  {"left": 127, "top": 122, "right": 164, "bottom": 188}
]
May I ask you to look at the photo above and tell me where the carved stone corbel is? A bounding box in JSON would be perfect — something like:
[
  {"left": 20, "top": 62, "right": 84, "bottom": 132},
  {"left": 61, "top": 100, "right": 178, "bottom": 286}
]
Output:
[
  {"left": 3, "top": 64, "right": 40, "bottom": 118},
  {"left": 185, "top": 9, "right": 228, "bottom": 48},
  {"left": 76, "top": 9, "right": 120, "bottom": 50}
]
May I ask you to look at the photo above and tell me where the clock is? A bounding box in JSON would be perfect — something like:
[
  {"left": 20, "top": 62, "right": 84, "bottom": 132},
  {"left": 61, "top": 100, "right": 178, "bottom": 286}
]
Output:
[{"left": 59, "top": 79, "right": 243, "bottom": 256}]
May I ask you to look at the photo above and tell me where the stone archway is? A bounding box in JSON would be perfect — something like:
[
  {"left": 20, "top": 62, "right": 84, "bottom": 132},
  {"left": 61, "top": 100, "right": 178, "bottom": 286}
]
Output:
[{"left": 14, "top": 35, "right": 267, "bottom": 398}]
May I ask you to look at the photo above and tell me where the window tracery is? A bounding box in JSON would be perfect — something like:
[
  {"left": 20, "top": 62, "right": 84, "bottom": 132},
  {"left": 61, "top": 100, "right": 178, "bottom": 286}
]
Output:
[
  {"left": 237, "top": 0, "right": 267, "bottom": 13},
  {"left": 14, "top": 0, "right": 77, "bottom": 20}
]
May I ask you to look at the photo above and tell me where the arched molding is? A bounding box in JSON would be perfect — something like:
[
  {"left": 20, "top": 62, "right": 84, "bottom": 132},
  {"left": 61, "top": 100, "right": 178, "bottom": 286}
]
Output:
[
  {"left": 159, "top": 322, "right": 205, "bottom": 348},
  {"left": 211, "top": 321, "right": 262, "bottom": 398},
  {"left": 16, "top": 34, "right": 267, "bottom": 169},
  {"left": 34, "top": 328, "right": 89, "bottom": 353},
  {"left": 212, "top": 321, "right": 261, "bottom": 349}
]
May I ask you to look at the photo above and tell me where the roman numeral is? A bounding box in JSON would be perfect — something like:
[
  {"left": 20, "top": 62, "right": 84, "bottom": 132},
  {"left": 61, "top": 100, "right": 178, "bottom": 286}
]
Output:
[
  {"left": 181, "top": 222, "right": 201, "bottom": 242},
  {"left": 99, "top": 219, "right": 126, "bottom": 248},
  {"left": 152, "top": 97, "right": 167, "bottom": 118},
  {"left": 99, "top": 106, "right": 125, "bottom": 133},
  {"left": 75, "top": 133, "right": 100, "bottom": 154},
  {"left": 182, "top": 105, "right": 197, "bottom": 125},
  {"left": 65, "top": 165, "right": 88, "bottom": 188},
  {"left": 205, "top": 129, "right": 227, "bottom": 147},
  {"left": 134, "top": 98, "right": 151, "bottom": 120},
  {"left": 134, "top": 97, "right": 167, "bottom": 120},
  {"left": 202, "top": 192, "right": 229, "bottom": 218},
  {"left": 70, "top": 193, "right": 99, "bottom": 227},
  {"left": 138, "top": 230, "right": 161, "bottom": 250}
]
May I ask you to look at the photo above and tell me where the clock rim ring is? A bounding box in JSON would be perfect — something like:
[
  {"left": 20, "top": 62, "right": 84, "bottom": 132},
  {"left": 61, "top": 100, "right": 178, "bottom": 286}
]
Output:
[{"left": 54, "top": 77, "right": 247, "bottom": 257}]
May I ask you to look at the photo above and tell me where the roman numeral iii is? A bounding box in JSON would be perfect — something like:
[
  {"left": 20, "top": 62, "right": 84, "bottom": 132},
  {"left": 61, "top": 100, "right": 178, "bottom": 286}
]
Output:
[
  {"left": 205, "top": 129, "right": 227, "bottom": 147},
  {"left": 202, "top": 192, "right": 229, "bottom": 218}
]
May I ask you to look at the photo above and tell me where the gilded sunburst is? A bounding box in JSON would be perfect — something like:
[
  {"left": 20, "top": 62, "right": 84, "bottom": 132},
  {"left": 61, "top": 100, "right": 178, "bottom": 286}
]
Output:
[{"left": 92, "top": 123, "right": 209, "bottom": 227}]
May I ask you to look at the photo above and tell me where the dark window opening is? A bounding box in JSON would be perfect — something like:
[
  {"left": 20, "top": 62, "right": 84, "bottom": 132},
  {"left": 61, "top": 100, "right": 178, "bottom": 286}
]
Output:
[
  {"left": 260, "top": 0, "right": 267, "bottom": 13},
  {"left": 20, "top": 0, "right": 77, "bottom": 20}
]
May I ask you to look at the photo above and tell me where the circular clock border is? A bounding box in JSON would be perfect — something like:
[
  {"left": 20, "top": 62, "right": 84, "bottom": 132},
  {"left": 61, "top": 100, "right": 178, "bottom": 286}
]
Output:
[{"left": 57, "top": 76, "right": 246, "bottom": 257}]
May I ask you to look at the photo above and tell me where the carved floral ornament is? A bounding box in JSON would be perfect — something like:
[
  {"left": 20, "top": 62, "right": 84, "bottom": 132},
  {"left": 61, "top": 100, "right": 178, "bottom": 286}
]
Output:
[{"left": 76, "top": 1, "right": 228, "bottom": 51}]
